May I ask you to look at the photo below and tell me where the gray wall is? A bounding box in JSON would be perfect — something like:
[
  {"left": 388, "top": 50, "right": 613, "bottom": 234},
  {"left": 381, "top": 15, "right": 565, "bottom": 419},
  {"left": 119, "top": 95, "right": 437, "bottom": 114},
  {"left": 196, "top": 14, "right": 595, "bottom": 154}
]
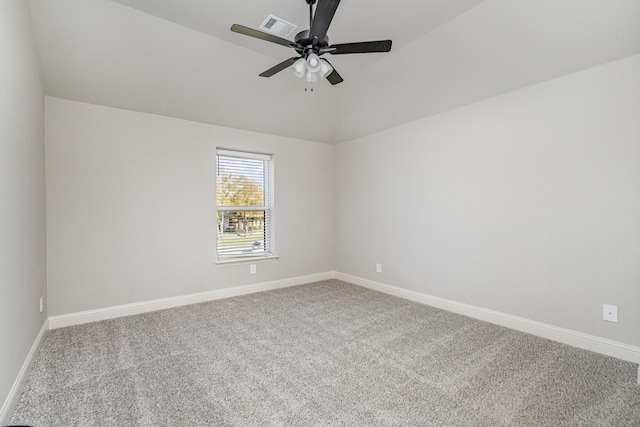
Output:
[
  {"left": 335, "top": 54, "right": 640, "bottom": 347},
  {"left": 0, "top": 0, "right": 47, "bottom": 415},
  {"left": 45, "top": 97, "right": 334, "bottom": 315}
]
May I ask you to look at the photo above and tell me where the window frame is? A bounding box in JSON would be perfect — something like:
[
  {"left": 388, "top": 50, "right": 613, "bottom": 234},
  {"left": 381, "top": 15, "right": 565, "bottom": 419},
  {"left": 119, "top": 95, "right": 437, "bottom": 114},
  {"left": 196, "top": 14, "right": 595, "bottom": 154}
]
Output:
[{"left": 215, "top": 148, "right": 277, "bottom": 265}]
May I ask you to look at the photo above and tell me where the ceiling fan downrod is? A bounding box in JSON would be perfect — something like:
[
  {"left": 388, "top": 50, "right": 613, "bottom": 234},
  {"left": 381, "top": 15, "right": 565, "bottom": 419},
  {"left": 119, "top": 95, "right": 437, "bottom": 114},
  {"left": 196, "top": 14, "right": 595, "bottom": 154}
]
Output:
[{"left": 306, "top": 0, "right": 316, "bottom": 30}]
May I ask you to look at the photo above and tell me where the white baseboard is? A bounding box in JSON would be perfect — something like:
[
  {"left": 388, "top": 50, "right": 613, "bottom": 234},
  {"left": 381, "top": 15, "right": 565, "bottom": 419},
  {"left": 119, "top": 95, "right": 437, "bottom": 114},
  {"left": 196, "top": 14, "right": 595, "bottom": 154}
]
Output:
[
  {"left": 49, "top": 271, "right": 335, "bottom": 329},
  {"left": 0, "top": 318, "right": 49, "bottom": 426},
  {"left": 48, "top": 271, "right": 640, "bottom": 366},
  {"left": 336, "top": 272, "right": 640, "bottom": 365}
]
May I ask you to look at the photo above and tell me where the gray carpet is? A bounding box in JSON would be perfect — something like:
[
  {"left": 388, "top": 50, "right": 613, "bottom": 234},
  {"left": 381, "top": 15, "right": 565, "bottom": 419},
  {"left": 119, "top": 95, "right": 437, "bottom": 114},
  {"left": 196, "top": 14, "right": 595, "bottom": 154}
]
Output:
[{"left": 10, "top": 280, "right": 640, "bottom": 426}]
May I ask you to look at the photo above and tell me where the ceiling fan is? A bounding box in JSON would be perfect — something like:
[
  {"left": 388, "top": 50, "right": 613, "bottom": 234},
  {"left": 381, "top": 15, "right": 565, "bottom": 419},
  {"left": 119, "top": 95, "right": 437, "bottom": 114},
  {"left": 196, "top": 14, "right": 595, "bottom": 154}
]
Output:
[{"left": 230, "top": 0, "right": 392, "bottom": 85}]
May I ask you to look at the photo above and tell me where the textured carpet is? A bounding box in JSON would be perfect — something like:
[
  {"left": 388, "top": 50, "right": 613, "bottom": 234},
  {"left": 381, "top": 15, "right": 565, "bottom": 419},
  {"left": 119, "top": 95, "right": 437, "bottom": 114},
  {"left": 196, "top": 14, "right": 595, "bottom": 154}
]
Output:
[{"left": 10, "top": 280, "right": 640, "bottom": 426}]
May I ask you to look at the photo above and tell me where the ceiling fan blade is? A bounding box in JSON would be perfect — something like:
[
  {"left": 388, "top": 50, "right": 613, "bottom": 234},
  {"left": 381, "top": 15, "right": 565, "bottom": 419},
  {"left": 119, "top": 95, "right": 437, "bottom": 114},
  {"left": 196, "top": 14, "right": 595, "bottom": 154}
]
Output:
[
  {"left": 330, "top": 40, "right": 392, "bottom": 55},
  {"left": 231, "top": 24, "right": 295, "bottom": 48},
  {"left": 310, "top": 0, "right": 340, "bottom": 43},
  {"left": 259, "top": 57, "right": 300, "bottom": 77},
  {"left": 322, "top": 59, "right": 344, "bottom": 85}
]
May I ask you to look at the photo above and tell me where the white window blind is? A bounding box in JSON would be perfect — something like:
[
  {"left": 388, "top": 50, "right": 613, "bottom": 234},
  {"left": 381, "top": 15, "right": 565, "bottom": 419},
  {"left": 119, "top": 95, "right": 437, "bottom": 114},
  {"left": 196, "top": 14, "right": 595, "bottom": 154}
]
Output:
[{"left": 216, "top": 149, "right": 273, "bottom": 260}]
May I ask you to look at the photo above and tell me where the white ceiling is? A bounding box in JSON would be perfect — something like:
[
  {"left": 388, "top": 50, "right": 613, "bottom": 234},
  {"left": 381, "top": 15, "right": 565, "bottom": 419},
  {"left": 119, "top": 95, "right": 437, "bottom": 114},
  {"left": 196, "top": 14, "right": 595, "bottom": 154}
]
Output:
[{"left": 29, "top": 0, "right": 640, "bottom": 143}]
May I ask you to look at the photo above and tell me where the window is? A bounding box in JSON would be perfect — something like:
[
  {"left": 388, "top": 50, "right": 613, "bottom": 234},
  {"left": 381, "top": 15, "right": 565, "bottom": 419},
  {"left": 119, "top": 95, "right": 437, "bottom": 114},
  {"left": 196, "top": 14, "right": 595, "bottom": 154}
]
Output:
[{"left": 216, "top": 149, "right": 274, "bottom": 262}]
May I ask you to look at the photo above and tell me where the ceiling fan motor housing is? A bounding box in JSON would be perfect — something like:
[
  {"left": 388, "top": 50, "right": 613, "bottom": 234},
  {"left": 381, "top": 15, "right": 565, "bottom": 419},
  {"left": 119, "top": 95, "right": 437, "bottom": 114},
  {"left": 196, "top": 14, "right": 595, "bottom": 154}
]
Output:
[{"left": 294, "top": 29, "right": 330, "bottom": 52}]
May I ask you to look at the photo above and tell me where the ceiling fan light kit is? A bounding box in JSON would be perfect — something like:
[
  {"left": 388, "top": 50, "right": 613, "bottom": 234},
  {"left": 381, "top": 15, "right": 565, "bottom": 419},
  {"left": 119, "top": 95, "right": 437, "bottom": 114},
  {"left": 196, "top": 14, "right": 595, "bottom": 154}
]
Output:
[
  {"left": 305, "top": 69, "right": 318, "bottom": 83},
  {"left": 230, "top": 0, "right": 392, "bottom": 86},
  {"left": 318, "top": 60, "right": 333, "bottom": 78},
  {"left": 291, "top": 57, "right": 307, "bottom": 78},
  {"left": 306, "top": 53, "right": 321, "bottom": 72}
]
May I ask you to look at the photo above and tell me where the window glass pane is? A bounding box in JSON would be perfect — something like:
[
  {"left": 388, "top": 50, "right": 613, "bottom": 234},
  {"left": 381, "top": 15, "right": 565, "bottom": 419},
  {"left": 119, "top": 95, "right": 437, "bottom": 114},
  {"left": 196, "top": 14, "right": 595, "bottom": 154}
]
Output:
[
  {"left": 216, "top": 155, "right": 265, "bottom": 207},
  {"left": 217, "top": 210, "right": 266, "bottom": 257}
]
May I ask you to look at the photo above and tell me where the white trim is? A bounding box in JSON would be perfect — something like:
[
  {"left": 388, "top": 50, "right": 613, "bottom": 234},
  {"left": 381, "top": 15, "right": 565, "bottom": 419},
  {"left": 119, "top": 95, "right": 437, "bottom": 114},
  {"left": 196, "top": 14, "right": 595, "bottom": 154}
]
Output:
[
  {"left": 49, "top": 271, "right": 335, "bottom": 329},
  {"left": 216, "top": 255, "right": 279, "bottom": 266},
  {"left": 216, "top": 148, "right": 271, "bottom": 161},
  {"left": 217, "top": 206, "right": 268, "bottom": 211},
  {"left": 0, "top": 319, "right": 49, "bottom": 426},
  {"left": 335, "top": 272, "right": 640, "bottom": 365}
]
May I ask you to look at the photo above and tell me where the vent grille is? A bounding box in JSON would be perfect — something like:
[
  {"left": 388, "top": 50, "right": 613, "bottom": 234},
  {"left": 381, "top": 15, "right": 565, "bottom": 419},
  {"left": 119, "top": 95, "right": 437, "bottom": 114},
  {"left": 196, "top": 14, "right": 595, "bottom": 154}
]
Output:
[{"left": 259, "top": 15, "right": 297, "bottom": 38}]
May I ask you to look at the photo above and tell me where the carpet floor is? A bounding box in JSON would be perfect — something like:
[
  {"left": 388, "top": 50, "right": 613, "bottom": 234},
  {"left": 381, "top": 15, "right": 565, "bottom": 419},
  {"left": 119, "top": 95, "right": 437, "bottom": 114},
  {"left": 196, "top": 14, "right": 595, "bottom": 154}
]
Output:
[{"left": 10, "top": 280, "right": 640, "bottom": 426}]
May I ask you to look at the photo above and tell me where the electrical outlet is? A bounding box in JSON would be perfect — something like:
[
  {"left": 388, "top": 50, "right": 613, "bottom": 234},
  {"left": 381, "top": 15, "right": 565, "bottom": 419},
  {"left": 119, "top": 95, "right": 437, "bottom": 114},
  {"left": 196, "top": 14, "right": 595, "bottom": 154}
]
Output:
[
  {"left": 603, "top": 304, "right": 617, "bottom": 323},
  {"left": 250, "top": 264, "right": 256, "bottom": 274},
  {"left": 376, "top": 263, "right": 382, "bottom": 273},
  {"left": 39, "top": 296, "right": 43, "bottom": 313}
]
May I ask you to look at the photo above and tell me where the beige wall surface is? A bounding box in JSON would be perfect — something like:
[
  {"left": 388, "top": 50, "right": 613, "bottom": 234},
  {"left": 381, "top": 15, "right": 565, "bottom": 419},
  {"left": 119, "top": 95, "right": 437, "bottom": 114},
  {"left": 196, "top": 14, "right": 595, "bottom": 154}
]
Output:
[
  {"left": 0, "top": 0, "right": 47, "bottom": 415},
  {"left": 45, "top": 97, "right": 334, "bottom": 316},
  {"left": 335, "top": 54, "right": 640, "bottom": 347}
]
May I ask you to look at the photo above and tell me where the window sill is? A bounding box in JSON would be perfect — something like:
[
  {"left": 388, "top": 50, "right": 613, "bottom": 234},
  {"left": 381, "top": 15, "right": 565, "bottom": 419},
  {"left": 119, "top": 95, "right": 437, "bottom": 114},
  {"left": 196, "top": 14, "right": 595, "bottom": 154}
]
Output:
[{"left": 216, "top": 255, "right": 279, "bottom": 266}]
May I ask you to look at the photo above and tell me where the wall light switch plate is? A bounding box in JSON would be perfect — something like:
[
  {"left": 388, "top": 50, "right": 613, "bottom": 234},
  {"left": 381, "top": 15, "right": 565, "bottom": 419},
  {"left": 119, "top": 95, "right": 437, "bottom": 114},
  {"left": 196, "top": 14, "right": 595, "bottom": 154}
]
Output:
[
  {"left": 250, "top": 264, "right": 256, "bottom": 274},
  {"left": 376, "top": 263, "right": 382, "bottom": 273},
  {"left": 603, "top": 304, "right": 617, "bottom": 322}
]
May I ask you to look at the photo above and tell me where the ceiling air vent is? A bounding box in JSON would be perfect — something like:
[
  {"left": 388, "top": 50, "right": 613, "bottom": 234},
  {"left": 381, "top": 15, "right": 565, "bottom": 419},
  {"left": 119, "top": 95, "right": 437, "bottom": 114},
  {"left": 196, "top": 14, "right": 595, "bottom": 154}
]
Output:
[{"left": 259, "top": 15, "right": 297, "bottom": 38}]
